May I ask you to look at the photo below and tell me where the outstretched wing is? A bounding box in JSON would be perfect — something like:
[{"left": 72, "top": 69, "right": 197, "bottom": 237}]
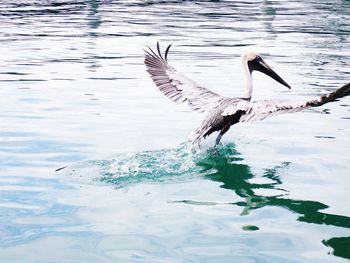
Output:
[
  {"left": 237, "top": 100, "right": 312, "bottom": 123},
  {"left": 223, "top": 83, "right": 350, "bottom": 123},
  {"left": 144, "top": 42, "right": 222, "bottom": 113}
]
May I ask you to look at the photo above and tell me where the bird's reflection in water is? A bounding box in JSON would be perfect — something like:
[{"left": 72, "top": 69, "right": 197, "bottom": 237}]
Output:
[
  {"left": 62, "top": 142, "right": 350, "bottom": 259},
  {"left": 192, "top": 144, "right": 350, "bottom": 259}
]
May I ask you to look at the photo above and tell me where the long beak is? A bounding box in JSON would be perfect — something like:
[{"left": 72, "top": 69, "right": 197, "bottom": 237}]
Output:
[{"left": 251, "top": 58, "right": 291, "bottom": 89}]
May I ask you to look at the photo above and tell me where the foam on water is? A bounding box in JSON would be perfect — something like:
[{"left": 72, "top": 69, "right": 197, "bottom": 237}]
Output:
[
  {"left": 57, "top": 142, "right": 249, "bottom": 188},
  {"left": 57, "top": 143, "right": 201, "bottom": 187}
]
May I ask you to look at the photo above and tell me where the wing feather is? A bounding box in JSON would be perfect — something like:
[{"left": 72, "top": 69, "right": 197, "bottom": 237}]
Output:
[
  {"left": 144, "top": 42, "right": 222, "bottom": 112},
  {"left": 222, "top": 83, "right": 350, "bottom": 123},
  {"left": 238, "top": 100, "right": 309, "bottom": 123}
]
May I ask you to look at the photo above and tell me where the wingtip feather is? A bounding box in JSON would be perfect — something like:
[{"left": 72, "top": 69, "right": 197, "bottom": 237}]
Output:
[
  {"left": 165, "top": 44, "right": 172, "bottom": 61},
  {"left": 156, "top": 41, "right": 164, "bottom": 60}
]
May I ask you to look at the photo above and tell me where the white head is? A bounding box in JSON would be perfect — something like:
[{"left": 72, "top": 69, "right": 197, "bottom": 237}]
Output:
[
  {"left": 241, "top": 51, "right": 291, "bottom": 88},
  {"left": 241, "top": 51, "right": 258, "bottom": 63}
]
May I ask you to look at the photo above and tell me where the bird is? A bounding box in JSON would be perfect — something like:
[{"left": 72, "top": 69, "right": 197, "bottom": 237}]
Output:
[{"left": 144, "top": 42, "right": 350, "bottom": 147}]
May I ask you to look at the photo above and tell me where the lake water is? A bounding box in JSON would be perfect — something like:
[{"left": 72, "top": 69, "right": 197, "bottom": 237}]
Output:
[{"left": 0, "top": 0, "right": 350, "bottom": 262}]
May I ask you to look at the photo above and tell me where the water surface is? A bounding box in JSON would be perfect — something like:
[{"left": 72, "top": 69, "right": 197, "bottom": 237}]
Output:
[{"left": 0, "top": 0, "right": 350, "bottom": 262}]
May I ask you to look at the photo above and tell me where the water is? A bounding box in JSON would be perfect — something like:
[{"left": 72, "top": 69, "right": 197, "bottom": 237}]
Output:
[{"left": 1, "top": 0, "right": 350, "bottom": 262}]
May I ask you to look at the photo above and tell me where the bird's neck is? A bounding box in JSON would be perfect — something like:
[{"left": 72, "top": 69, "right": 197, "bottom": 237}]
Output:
[{"left": 242, "top": 59, "right": 253, "bottom": 100}]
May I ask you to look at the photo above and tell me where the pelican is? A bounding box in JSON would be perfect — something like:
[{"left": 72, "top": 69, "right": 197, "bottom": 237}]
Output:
[{"left": 144, "top": 42, "right": 350, "bottom": 146}]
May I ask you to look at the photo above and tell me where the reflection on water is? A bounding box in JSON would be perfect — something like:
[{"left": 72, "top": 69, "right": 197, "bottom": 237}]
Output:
[
  {"left": 60, "top": 143, "right": 350, "bottom": 260},
  {"left": 198, "top": 145, "right": 350, "bottom": 229},
  {"left": 323, "top": 237, "right": 350, "bottom": 260},
  {"left": 196, "top": 145, "right": 350, "bottom": 259}
]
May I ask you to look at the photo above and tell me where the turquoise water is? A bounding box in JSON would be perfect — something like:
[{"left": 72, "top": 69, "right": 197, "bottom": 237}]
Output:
[{"left": 1, "top": 0, "right": 350, "bottom": 262}]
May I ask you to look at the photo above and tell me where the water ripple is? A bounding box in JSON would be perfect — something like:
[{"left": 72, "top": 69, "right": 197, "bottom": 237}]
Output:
[{"left": 1, "top": 0, "right": 350, "bottom": 262}]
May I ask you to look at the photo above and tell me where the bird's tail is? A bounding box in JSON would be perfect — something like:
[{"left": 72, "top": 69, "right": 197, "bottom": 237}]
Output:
[
  {"left": 188, "top": 124, "right": 211, "bottom": 145},
  {"left": 308, "top": 83, "right": 350, "bottom": 107}
]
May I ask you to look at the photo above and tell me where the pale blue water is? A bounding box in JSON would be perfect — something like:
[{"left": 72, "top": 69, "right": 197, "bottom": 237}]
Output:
[{"left": 1, "top": 0, "right": 350, "bottom": 262}]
